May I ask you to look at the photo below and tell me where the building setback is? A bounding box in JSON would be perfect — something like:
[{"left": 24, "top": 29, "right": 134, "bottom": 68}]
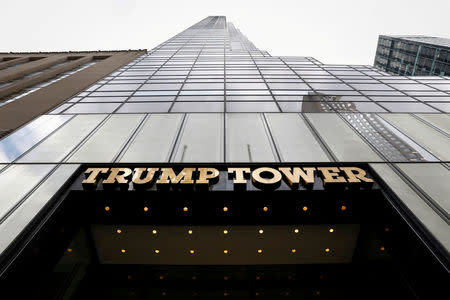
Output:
[
  {"left": 374, "top": 35, "right": 450, "bottom": 76},
  {"left": 0, "top": 16, "right": 449, "bottom": 299}
]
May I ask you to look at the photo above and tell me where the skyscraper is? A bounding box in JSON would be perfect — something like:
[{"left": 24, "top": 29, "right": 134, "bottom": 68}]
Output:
[
  {"left": 374, "top": 35, "right": 450, "bottom": 76},
  {"left": 0, "top": 16, "right": 448, "bottom": 299}
]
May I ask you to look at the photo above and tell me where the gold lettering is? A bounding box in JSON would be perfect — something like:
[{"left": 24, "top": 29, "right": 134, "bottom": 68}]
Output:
[
  {"left": 82, "top": 168, "right": 109, "bottom": 190},
  {"left": 102, "top": 168, "right": 133, "bottom": 190},
  {"left": 340, "top": 167, "right": 374, "bottom": 184},
  {"left": 252, "top": 167, "right": 282, "bottom": 190},
  {"left": 278, "top": 167, "right": 316, "bottom": 188},
  {"left": 228, "top": 168, "right": 251, "bottom": 190},
  {"left": 132, "top": 168, "right": 159, "bottom": 189},
  {"left": 156, "top": 168, "right": 195, "bottom": 185},
  {"left": 197, "top": 168, "right": 220, "bottom": 185},
  {"left": 228, "top": 168, "right": 250, "bottom": 184},
  {"left": 317, "top": 167, "right": 347, "bottom": 187}
]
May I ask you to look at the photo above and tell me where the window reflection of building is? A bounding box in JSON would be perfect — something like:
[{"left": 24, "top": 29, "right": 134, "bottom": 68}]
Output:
[{"left": 302, "top": 93, "right": 426, "bottom": 162}]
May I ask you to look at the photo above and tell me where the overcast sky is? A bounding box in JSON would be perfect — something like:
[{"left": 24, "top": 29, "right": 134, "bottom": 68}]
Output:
[{"left": 2, "top": 0, "right": 449, "bottom": 65}]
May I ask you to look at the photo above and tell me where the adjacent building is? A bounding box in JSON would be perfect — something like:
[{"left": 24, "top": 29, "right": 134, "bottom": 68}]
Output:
[
  {"left": 0, "top": 17, "right": 449, "bottom": 299},
  {"left": 374, "top": 35, "right": 450, "bottom": 76}
]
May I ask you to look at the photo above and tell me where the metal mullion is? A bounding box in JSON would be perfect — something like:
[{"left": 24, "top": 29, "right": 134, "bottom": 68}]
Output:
[
  {"left": 346, "top": 65, "right": 442, "bottom": 113},
  {"left": 299, "top": 113, "right": 337, "bottom": 162},
  {"left": 223, "top": 37, "right": 227, "bottom": 162},
  {"left": 113, "top": 34, "right": 197, "bottom": 114},
  {"left": 248, "top": 52, "right": 282, "bottom": 112},
  {"left": 112, "top": 114, "right": 150, "bottom": 163},
  {"left": 168, "top": 42, "right": 206, "bottom": 113},
  {"left": 61, "top": 114, "right": 113, "bottom": 163},
  {"left": 9, "top": 114, "right": 77, "bottom": 163},
  {"left": 411, "top": 114, "right": 450, "bottom": 138}
]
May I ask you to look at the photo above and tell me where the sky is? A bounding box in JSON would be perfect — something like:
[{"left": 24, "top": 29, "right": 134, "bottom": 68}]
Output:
[{"left": 2, "top": 0, "right": 450, "bottom": 65}]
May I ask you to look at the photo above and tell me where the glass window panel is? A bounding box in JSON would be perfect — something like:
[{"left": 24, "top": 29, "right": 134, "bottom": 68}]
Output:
[
  {"left": 343, "top": 114, "right": 437, "bottom": 162},
  {"left": 226, "top": 90, "right": 270, "bottom": 95},
  {"left": 134, "top": 90, "right": 179, "bottom": 96},
  {"left": 116, "top": 103, "right": 171, "bottom": 113},
  {"left": 226, "top": 113, "right": 277, "bottom": 162},
  {"left": 397, "top": 163, "right": 450, "bottom": 216},
  {"left": 0, "top": 164, "right": 78, "bottom": 255},
  {"left": 306, "top": 113, "right": 383, "bottom": 162},
  {"left": 63, "top": 103, "right": 120, "bottom": 114},
  {"left": 369, "top": 96, "right": 416, "bottom": 102},
  {"left": 97, "top": 84, "right": 141, "bottom": 91},
  {"left": 140, "top": 83, "right": 183, "bottom": 90},
  {"left": 415, "top": 114, "right": 450, "bottom": 133},
  {"left": 67, "top": 114, "right": 145, "bottom": 163},
  {"left": 379, "top": 102, "right": 438, "bottom": 113},
  {"left": 309, "top": 83, "right": 353, "bottom": 90},
  {"left": 173, "top": 113, "right": 224, "bottom": 162},
  {"left": 226, "top": 102, "right": 279, "bottom": 112},
  {"left": 119, "top": 114, "right": 183, "bottom": 162},
  {"left": 80, "top": 97, "right": 128, "bottom": 103},
  {"left": 381, "top": 114, "right": 450, "bottom": 161},
  {"left": 171, "top": 102, "right": 224, "bottom": 112},
  {"left": 390, "top": 84, "right": 436, "bottom": 91},
  {"left": 370, "top": 163, "right": 450, "bottom": 253},
  {"left": 330, "top": 102, "right": 387, "bottom": 113},
  {"left": 266, "top": 113, "right": 329, "bottom": 162},
  {"left": 227, "top": 95, "right": 273, "bottom": 101},
  {"left": 0, "top": 115, "right": 73, "bottom": 163},
  {"left": 177, "top": 95, "right": 224, "bottom": 101},
  {"left": 416, "top": 97, "right": 450, "bottom": 102},
  {"left": 128, "top": 96, "right": 175, "bottom": 102},
  {"left": 180, "top": 90, "right": 224, "bottom": 95},
  {"left": 49, "top": 103, "right": 72, "bottom": 114},
  {"left": 183, "top": 83, "right": 224, "bottom": 90},
  {"left": 428, "top": 102, "right": 450, "bottom": 113},
  {"left": 89, "top": 91, "right": 133, "bottom": 97},
  {"left": 349, "top": 84, "right": 395, "bottom": 91},
  {"left": 267, "top": 83, "right": 310, "bottom": 90},
  {"left": 19, "top": 114, "right": 106, "bottom": 163},
  {"left": 226, "top": 83, "right": 267, "bottom": 89},
  {"left": 0, "top": 164, "right": 55, "bottom": 223}
]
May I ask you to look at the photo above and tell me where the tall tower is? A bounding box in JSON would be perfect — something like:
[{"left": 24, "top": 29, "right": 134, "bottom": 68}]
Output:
[{"left": 0, "top": 17, "right": 448, "bottom": 299}]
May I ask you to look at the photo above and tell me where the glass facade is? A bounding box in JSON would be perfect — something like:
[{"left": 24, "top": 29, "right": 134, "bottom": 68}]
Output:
[
  {"left": 0, "top": 16, "right": 448, "bottom": 299},
  {"left": 374, "top": 35, "right": 450, "bottom": 76}
]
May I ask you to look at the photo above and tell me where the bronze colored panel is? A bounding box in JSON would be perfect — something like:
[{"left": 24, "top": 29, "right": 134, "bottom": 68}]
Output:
[{"left": 0, "top": 50, "right": 146, "bottom": 132}]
